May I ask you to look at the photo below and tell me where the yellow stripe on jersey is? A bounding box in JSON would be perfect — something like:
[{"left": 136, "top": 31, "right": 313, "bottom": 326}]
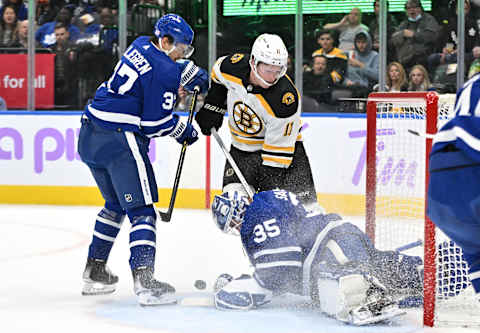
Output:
[
  {"left": 254, "top": 94, "right": 275, "bottom": 117},
  {"left": 262, "top": 155, "right": 292, "bottom": 166},
  {"left": 211, "top": 69, "right": 221, "bottom": 84},
  {"left": 232, "top": 135, "right": 264, "bottom": 145},
  {"left": 222, "top": 73, "right": 243, "bottom": 86},
  {"left": 262, "top": 144, "right": 295, "bottom": 153}
]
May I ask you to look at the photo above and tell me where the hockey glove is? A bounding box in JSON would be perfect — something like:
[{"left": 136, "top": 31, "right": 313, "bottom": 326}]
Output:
[
  {"left": 195, "top": 102, "right": 226, "bottom": 136},
  {"left": 177, "top": 59, "right": 209, "bottom": 93},
  {"left": 170, "top": 115, "right": 198, "bottom": 145}
]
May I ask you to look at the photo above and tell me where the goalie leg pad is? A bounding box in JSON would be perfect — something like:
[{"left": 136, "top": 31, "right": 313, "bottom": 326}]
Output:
[{"left": 316, "top": 274, "right": 405, "bottom": 325}]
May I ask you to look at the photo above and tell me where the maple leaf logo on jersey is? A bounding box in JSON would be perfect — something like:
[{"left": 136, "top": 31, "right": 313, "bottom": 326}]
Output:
[
  {"left": 282, "top": 92, "right": 295, "bottom": 106},
  {"left": 230, "top": 53, "right": 245, "bottom": 64},
  {"left": 233, "top": 101, "right": 262, "bottom": 135}
]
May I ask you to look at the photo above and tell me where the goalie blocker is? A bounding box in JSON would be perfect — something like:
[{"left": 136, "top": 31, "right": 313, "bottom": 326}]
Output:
[{"left": 211, "top": 189, "right": 423, "bottom": 325}]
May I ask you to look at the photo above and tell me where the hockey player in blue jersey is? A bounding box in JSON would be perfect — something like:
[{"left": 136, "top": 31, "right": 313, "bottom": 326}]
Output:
[
  {"left": 77, "top": 14, "right": 208, "bottom": 306},
  {"left": 211, "top": 189, "right": 424, "bottom": 325},
  {"left": 427, "top": 74, "right": 480, "bottom": 302}
]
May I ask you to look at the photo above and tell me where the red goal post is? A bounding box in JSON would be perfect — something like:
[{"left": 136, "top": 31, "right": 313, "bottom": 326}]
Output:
[{"left": 365, "top": 92, "right": 479, "bottom": 327}]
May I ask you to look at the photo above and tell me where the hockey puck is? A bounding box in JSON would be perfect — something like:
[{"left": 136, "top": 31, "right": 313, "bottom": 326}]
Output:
[{"left": 194, "top": 280, "right": 206, "bottom": 290}]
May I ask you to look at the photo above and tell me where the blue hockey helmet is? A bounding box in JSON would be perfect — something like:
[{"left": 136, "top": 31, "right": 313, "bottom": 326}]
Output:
[
  {"left": 212, "top": 192, "right": 250, "bottom": 236},
  {"left": 154, "top": 14, "right": 194, "bottom": 58}
]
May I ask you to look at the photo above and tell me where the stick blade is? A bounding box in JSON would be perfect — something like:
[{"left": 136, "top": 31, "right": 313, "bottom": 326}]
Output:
[{"left": 159, "top": 210, "right": 171, "bottom": 223}]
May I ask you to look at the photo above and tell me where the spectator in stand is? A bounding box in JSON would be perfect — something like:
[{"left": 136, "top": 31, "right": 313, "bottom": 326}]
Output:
[
  {"left": 36, "top": 6, "right": 80, "bottom": 48},
  {"left": 303, "top": 54, "right": 335, "bottom": 112},
  {"left": 344, "top": 31, "right": 379, "bottom": 98},
  {"left": 0, "top": 4, "right": 18, "bottom": 47},
  {"left": 427, "top": 0, "right": 480, "bottom": 74},
  {"left": 312, "top": 29, "right": 348, "bottom": 85},
  {"left": 391, "top": 0, "right": 440, "bottom": 74},
  {"left": 374, "top": 61, "right": 408, "bottom": 92},
  {"left": 36, "top": 0, "right": 61, "bottom": 26},
  {"left": 10, "top": 19, "right": 40, "bottom": 49},
  {"left": 368, "top": 0, "right": 398, "bottom": 62},
  {"left": 408, "top": 64, "right": 433, "bottom": 91},
  {"left": 50, "top": 22, "right": 78, "bottom": 108},
  {"left": 0, "top": 0, "right": 27, "bottom": 21},
  {"left": 323, "top": 7, "right": 369, "bottom": 52}
]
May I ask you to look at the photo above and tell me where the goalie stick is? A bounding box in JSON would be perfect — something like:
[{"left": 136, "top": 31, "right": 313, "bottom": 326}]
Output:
[
  {"left": 159, "top": 86, "right": 200, "bottom": 222},
  {"left": 211, "top": 128, "right": 255, "bottom": 200}
]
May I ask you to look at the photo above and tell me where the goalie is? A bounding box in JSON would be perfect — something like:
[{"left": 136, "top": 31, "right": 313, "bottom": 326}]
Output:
[{"left": 211, "top": 189, "right": 423, "bottom": 325}]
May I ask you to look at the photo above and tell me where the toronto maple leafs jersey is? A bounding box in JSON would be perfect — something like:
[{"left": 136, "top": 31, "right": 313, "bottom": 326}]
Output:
[
  {"left": 211, "top": 53, "right": 303, "bottom": 168},
  {"left": 240, "top": 189, "right": 352, "bottom": 296},
  {"left": 431, "top": 74, "right": 480, "bottom": 164},
  {"left": 85, "top": 36, "right": 181, "bottom": 138}
]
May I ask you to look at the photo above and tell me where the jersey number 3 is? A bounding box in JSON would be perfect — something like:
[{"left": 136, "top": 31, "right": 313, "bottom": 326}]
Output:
[{"left": 253, "top": 219, "right": 281, "bottom": 243}]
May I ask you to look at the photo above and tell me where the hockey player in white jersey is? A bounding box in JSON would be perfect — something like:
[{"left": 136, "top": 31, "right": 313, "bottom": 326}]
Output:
[
  {"left": 211, "top": 189, "right": 424, "bottom": 325},
  {"left": 195, "top": 33, "right": 319, "bottom": 210}
]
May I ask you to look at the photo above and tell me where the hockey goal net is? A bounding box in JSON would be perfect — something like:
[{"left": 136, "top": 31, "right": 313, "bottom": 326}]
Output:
[{"left": 366, "top": 91, "right": 480, "bottom": 327}]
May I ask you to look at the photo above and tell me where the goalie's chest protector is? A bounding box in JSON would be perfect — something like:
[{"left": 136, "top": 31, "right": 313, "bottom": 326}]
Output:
[{"left": 212, "top": 53, "right": 302, "bottom": 157}]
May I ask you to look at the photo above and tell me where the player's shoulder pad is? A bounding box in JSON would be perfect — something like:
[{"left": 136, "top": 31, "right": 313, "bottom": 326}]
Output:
[
  {"left": 261, "top": 75, "right": 300, "bottom": 119},
  {"left": 218, "top": 53, "right": 250, "bottom": 80}
]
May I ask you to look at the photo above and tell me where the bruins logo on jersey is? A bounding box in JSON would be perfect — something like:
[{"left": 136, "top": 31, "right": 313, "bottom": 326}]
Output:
[
  {"left": 233, "top": 101, "right": 263, "bottom": 135},
  {"left": 282, "top": 92, "right": 295, "bottom": 106},
  {"left": 230, "top": 53, "right": 245, "bottom": 64}
]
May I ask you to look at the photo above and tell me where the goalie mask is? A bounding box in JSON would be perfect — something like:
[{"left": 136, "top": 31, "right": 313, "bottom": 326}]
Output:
[
  {"left": 212, "top": 192, "right": 250, "bottom": 236},
  {"left": 250, "top": 34, "right": 288, "bottom": 87},
  {"left": 154, "top": 14, "right": 194, "bottom": 58}
]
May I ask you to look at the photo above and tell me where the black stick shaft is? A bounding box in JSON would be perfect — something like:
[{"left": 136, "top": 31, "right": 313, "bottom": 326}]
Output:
[{"left": 160, "top": 87, "right": 200, "bottom": 222}]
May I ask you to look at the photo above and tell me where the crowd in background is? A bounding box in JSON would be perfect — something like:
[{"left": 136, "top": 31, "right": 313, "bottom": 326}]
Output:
[{"left": 0, "top": 0, "right": 477, "bottom": 112}]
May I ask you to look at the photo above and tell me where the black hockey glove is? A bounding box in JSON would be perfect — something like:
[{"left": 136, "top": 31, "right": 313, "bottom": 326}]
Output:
[
  {"left": 195, "top": 80, "right": 228, "bottom": 136},
  {"left": 195, "top": 102, "right": 226, "bottom": 136}
]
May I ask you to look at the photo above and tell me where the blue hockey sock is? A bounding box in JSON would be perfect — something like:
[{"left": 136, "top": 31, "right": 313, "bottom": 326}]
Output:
[
  {"left": 129, "top": 215, "right": 156, "bottom": 270},
  {"left": 88, "top": 204, "right": 125, "bottom": 261}
]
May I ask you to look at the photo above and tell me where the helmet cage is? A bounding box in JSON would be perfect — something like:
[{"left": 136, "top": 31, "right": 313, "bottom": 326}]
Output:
[{"left": 212, "top": 193, "right": 248, "bottom": 236}]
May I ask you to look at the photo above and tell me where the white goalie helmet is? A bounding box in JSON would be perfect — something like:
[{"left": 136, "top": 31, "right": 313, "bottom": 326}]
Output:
[{"left": 250, "top": 33, "right": 288, "bottom": 87}]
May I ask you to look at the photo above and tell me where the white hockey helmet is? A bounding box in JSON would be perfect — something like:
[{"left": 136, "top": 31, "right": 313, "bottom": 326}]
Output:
[{"left": 250, "top": 33, "right": 288, "bottom": 87}]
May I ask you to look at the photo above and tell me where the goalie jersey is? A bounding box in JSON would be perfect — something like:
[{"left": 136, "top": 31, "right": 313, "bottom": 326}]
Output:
[
  {"left": 211, "top": 54, "right": 302, "bottom": 168},
  {"left": 241, "top": 190, "right": 365, "bottom": 296},
  {"left": 431, "top": 73, "right": 480, "bottom": 163},
  {"left": 85, "top": 36, "right": 182, "bottom": 138},
  {"left": 241, "top": 190, "right": 423, "bottom": 298}
]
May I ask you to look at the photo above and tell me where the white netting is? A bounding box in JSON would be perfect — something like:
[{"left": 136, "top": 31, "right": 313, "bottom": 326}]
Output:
[{"left": 368, "top": 93, "right": 480, "bottom": 327}]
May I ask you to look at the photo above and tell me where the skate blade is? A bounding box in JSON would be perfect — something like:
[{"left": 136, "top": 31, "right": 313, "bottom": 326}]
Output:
[
  {"left": 138, "top": 292, "right": 178, "bottom": 306},
  {"left": 82, "top": 281, "right": 116, "bottom": 296}
]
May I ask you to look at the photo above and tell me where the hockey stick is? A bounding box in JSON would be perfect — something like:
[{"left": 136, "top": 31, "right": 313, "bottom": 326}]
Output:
[
  {"left": 407, "top": 129, "right": 435, "bottom": 139},
  {"left": 395, "top": 239, "right": 423, "bottom": 253},
  {"left": 211, "top": 128, "right": 255, "bottom": 199},
  {"left": 159, "top": 87, "right": 200, "bottom": 222}
]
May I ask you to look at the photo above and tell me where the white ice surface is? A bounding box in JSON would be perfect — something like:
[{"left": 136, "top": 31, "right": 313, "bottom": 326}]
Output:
[{"left": 0, "top": 205, "right": 478, "bottom": 333}]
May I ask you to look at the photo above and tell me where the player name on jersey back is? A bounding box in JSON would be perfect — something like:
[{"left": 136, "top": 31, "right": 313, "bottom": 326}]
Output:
[{"left": 124, "top": 45, "right": 152, "bottom": 75}]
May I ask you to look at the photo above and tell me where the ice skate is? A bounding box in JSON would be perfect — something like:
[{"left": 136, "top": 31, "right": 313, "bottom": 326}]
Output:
[
  {"left": 133, "top": 266, "right": 177, "bottom": 306},
  {"left": 82, "top": 258, "right": 118, "bottom": 296}
]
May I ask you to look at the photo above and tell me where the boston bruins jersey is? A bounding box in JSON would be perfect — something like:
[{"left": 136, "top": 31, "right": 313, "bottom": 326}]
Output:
[{"left": 211, "top": 53, "right": 303, "bottom": 169}]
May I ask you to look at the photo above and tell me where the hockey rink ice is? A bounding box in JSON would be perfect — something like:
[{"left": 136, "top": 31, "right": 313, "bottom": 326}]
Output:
[{"left": 1, "top": 204, "right": 478, "bottom": 333}]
